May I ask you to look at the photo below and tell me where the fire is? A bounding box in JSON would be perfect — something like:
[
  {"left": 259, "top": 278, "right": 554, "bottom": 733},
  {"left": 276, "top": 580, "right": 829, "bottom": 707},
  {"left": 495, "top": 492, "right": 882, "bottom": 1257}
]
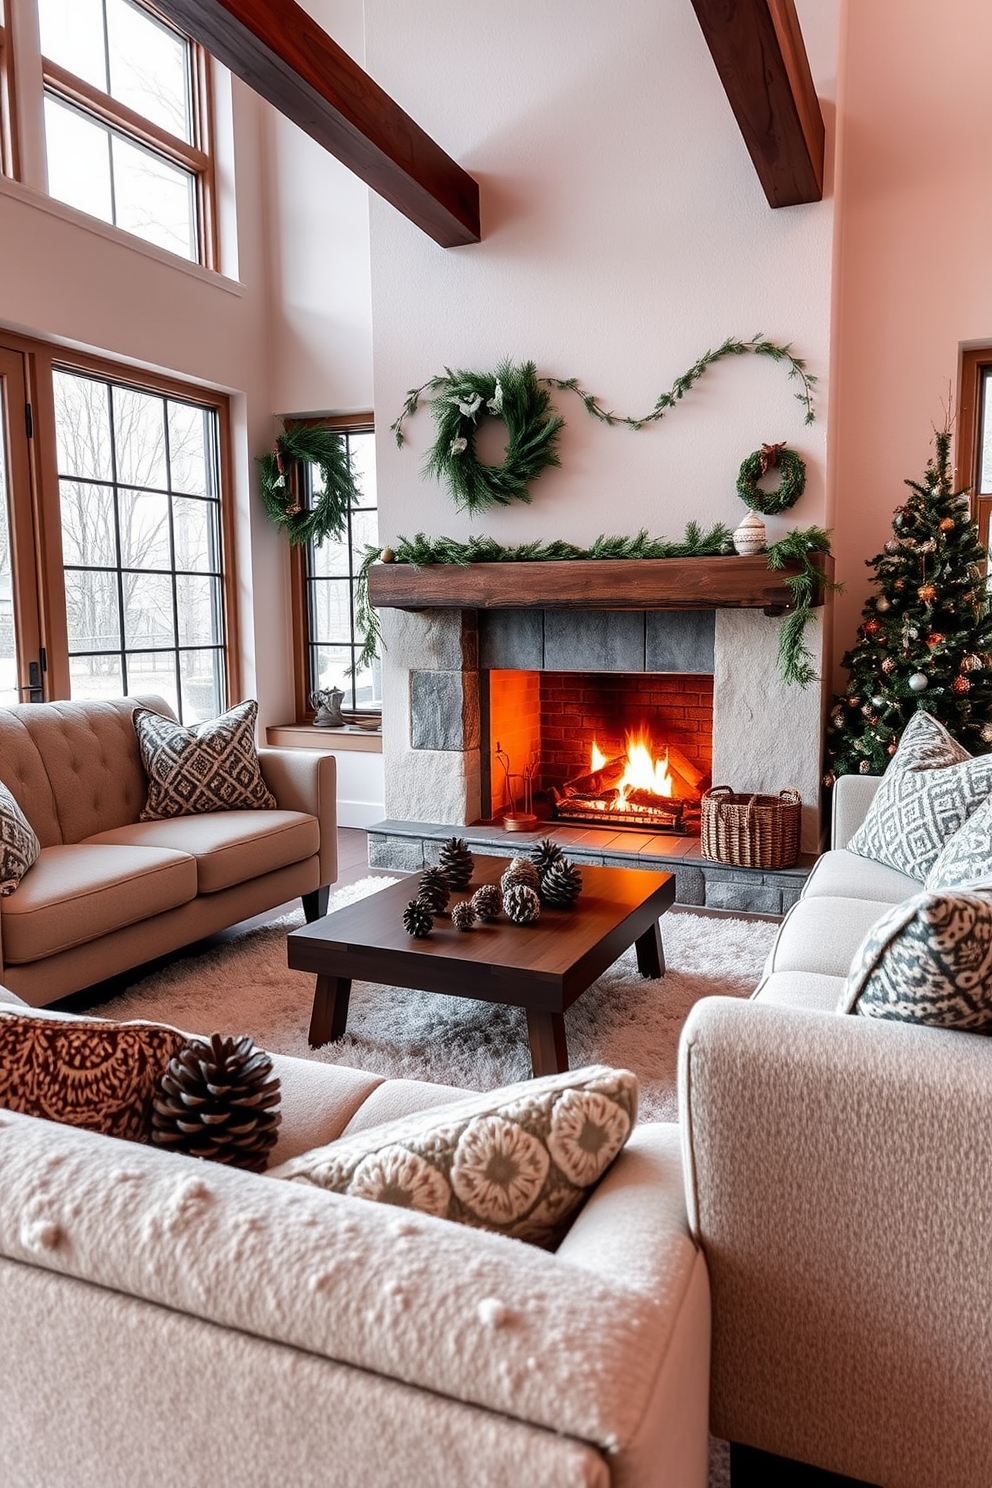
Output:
[
  {"left": 590, "top": 740, "right": 607, "bottom": 771},
  {"left": 589, "top": 732, "right": 673, "bottom": 804}
]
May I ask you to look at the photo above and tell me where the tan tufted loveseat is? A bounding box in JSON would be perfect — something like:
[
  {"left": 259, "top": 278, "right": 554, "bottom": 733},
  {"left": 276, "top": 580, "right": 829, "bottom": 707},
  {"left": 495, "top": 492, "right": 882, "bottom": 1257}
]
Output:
[{"left": 0, "top": 696, "right": 336, "bottom": 1005}]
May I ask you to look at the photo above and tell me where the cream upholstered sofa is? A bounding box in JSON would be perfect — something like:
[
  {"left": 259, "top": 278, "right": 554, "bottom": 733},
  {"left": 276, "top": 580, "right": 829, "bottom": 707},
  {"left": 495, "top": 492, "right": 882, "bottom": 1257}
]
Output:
[
  {"left": 0, "top": 696, "right": 336, "bottom": 1006},
  {"left": 0, "top": 987, "right": 711, "bottom": 1488},
  {"left": 679, "top": 773, "right": 992, "bottom": 1488}
]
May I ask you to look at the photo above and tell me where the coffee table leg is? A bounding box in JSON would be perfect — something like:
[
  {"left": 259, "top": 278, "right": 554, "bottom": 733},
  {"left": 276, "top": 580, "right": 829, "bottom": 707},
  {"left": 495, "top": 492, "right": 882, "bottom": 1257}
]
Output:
[
  {"left": 635, "top": 919, "right": 665, "bottom": 977},
  {"left": 526, "top": 1009, "right": 569, "bottom": 1077},
  {"left": 308, "top": 974, "right": 352, "bottom": 1047}
]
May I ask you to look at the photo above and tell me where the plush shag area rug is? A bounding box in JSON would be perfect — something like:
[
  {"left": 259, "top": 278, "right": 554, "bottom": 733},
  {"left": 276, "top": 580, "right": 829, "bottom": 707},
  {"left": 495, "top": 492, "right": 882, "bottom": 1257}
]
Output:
[{"left": 80, "top": 876, "right": 777, "bottom": 1124}]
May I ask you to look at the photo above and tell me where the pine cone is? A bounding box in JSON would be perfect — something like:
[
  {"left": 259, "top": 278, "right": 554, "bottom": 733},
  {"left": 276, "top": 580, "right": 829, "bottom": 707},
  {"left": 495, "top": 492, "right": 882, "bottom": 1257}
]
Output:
[
  {"left": 471, "top": 884, "right": 502, "bottom": 922},
  {"left": 418, "top": 866, "right": 450, "bottom": 913},
  {"left": 438, "top": 836, "right": 474, "bottom": 890},
  {"left": 540, "top": 857, "right": 583, "bottom": 909},
  {"left": 500, "top": 857, "right": 541, "bottom": 896},
  {"left": 503, "top": 883, "right": 541, "bottom": 925},
  {"left": 531, "top": 837, "right": 565, "bottom": 875},
  {"left": 151, "top": 1034, "right": 281, "bottom": 1173},
  {"left": 402, "top": 898, "right": 434, "bottom": 938},
  {"left": 451, "top": 900, "right": 477, "bottom": 931}
]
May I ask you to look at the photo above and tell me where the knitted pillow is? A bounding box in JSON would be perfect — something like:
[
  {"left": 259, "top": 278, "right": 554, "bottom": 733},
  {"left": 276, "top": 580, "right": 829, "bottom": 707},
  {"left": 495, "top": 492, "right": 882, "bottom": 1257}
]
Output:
[
  {"left": 134, "top": 699, "right": 276, "bottom": 820},
  {"left": 847, "top": 712, "right": 992, "bottom": 881},
  {"left": 925, "top": 791, "right": 992, "bottom": 890},
  {"left": 269, "top": 1064, "right": 638, "bottom": 1249},
  {"left": 0, "top": 1009, "right": 186, "bottom": 1139},
  {"left": 0, "top": 780, "right": 40, "bottom": 896},
  {"left": 838, "top": 889, "right": 992, "bottom": 1030}
]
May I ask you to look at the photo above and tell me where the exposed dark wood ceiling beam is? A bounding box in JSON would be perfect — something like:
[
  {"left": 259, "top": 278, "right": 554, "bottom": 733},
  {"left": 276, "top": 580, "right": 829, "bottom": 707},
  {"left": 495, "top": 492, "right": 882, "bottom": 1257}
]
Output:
[
  {"left": 153, "top": 0, "right": 480, "bottom": 247},
  {"left": 689, "top": 0, "right": 824, "bottom": 208}
]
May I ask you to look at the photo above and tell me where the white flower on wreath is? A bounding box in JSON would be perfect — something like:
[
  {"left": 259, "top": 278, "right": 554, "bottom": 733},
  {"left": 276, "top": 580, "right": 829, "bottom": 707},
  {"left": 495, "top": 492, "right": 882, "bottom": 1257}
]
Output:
[
  {"left": 486, "top": 381, "right": 504, "bottom": 416},
  {"left": 451, "top": 1116, "right": 549, "bottom": 1224},
  {"left": 348, "top": 1144, "right": 451, "bottom": 1216},
  {"left": 450, "top": 436, "right": 468, "bottom": 456},
  {"left": 547, "top": 1090, "right": 630, "bottom": 1187},
  {"left": 449, "top": 392, "right": 482, "bottom": 420}
]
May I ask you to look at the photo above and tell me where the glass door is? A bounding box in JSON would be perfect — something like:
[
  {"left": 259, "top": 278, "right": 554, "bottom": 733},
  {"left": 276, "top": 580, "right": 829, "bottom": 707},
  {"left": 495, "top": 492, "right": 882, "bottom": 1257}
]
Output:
[{"left": 0, "top": 348, "right": 45, "bottom": 702}]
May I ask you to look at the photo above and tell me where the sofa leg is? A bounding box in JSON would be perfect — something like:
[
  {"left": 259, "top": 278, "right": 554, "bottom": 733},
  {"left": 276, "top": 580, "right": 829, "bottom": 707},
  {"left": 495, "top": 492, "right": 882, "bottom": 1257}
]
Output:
[
  {"left": 302, "top": 886, "right": 330, "bottom": 923},
  {"left": 729, "top": 1443, "right": 881, "bottom": 1487}
]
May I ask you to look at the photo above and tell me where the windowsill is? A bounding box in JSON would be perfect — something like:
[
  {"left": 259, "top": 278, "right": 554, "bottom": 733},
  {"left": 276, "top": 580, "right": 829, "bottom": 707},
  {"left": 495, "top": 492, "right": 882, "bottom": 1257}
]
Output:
[
  {"left": 266, "top": 723, "right": 382, "bottom": 754},
  {"left": 0, "top": 173, "right": 244, "bottom": 295}
]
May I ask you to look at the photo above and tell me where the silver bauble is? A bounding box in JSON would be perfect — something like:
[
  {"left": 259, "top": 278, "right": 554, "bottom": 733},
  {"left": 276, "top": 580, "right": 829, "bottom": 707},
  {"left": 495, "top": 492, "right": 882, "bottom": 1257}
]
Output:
[{"left": 908, "top": 672, "right": 929, "bottom": 691}]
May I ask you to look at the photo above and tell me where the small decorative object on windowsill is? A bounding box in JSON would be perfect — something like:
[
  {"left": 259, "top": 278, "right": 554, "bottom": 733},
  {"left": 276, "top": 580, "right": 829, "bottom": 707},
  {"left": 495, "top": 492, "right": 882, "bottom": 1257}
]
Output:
[
  {"left": 310, "top": 687, "right": 345, "bottom": 728},
  {"left": 732, "top": 509, "right": 767, "bottom": 555},
  {"left": 736, "top": 442, "right": 807, "bottom": 516}
]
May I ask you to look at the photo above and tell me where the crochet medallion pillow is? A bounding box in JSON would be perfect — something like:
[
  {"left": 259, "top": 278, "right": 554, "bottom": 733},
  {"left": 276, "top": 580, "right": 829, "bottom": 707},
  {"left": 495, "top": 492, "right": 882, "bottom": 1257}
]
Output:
[
  {"left": 134, "top": 699, "right": 276, "bottom": 820},
  {"left": 0, "top": 780, "right": 40, "bottom": 896},
  {"left": 847, "top": 712, "right": 992, "bottom": 881},
  {"left": 838, "top": 889, "right": 992, "bottom": 1031},
  {"left": 269, "top": 1064, "right": 638, "bottom": 1249}
]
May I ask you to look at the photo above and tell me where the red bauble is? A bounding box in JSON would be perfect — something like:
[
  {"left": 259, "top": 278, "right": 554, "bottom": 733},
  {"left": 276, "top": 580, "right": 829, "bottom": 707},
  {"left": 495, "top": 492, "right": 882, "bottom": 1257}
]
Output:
[
  {"left": 927, "top": 633, "right": 945, "bottom": 648},
  {"left": 952, "top": 675, "right": 971, "bottom": 694}
]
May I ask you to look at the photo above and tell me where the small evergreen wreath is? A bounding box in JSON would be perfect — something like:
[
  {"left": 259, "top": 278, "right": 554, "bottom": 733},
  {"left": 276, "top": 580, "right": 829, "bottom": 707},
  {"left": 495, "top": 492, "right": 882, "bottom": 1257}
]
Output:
[
  {"left": 736, "top": 442, "right": 806, "bottom": 516},
  {"left": 420, "top": 360, "right": 564, "bottom": 514},
  {"left": 257, "top": 424, "right": 360, "bottom": 546}
]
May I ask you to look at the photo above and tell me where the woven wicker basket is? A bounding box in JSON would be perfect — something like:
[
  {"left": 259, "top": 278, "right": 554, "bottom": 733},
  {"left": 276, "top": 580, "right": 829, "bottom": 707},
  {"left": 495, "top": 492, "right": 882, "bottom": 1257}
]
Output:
[{"left": 700, "top": 786, "right": 802, "bottom": 869}]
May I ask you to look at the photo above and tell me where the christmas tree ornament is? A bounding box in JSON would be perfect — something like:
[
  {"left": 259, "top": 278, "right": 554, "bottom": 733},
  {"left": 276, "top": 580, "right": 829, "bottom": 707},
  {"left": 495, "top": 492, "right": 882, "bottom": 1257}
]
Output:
[
  {"left": 982, "top": 724, "right": 992, "bottom": 744},
  {"left": 961, "top": 654, "right": 984, "bottom": 671},
  {"left": 732, "top": 509, "right": 767, "bottom": 555},
  {"left": 437, "top": 837, "right": 474, "bottom": 890},
  {"left": 380, "top": 547, "right": 395, "bottom": 562},
  {"left": 885, "top": 541, "right": 899, "bottom": 554},
  {"left": 918, "top": 583, "right": 937, "bottom": 602},
  {"left": 471, "top": 883, "right": 503, "bottom": 921},
  {"left": 871, "top": 695, "right": 885, "bottom": 708},
  {"left": 953, "top": 675, "right": 971, "bottom": 694},
  {"left": 500, "top": 857, "right": 541, "bottom": 895},
  {"left": 863, "top": 618, "right": 880, "bottom": 635},
  {"left": 531, "top": 837, "right": 566, "bottom": 875},
  {"left": 502, "top": 883, "right": 541, "bottom": 925},
  {"left": 450, "top": 900, "right": 477, "bottom": 931},
  {"left": 822, "top": 772, "right": 836, "bottom": 788},
  {"left": 888, "top": 743, "right": 898, "bottom": 754},
  {"left": 926, "top": 633, "right": 945, "bottom": 648},
  {"left": 859, "top": 760, "right": 871, "bottom": 773},
  {"left": 539, "top": 857, "right": 583, "bottom": 909},
  {"left": 151, "top": 1034, "right": 281, "bottom": 1172},
  {"left": 402, "top": 899, "right": 434, "bottom": 938},
  {"left": 881, "top": 657, "right": 896, "bottom": 673},
  {"left": 908, "top": 672, "right": 929, "bottom": 691},
  {"left": 417, "top": 866, "right": 451, "bottom": 914},
  {"left": 876, "top": 596, "right": 891, "bottom": 612},
  {"left": 940, "top": 517, "right": 956, "bottom": 532}
]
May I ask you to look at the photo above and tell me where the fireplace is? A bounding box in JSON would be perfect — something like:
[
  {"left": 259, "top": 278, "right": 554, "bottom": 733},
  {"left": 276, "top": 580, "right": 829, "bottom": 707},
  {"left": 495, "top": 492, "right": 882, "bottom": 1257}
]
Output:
[{"left": 484, "top": 669, "right": 713, "bottom": 832}]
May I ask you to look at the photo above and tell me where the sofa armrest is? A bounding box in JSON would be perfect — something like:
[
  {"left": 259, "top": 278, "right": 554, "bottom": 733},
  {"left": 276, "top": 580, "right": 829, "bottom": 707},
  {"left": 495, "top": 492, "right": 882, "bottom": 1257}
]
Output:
[
  {"left": 258, "top": 747, "right": 337, "bottom": 888},
  {"left": 678, "top": 996, "right": 992, "bottom": 1485},
  {"left": 830, "top": 772, "right": 882, "bottom": 848}
]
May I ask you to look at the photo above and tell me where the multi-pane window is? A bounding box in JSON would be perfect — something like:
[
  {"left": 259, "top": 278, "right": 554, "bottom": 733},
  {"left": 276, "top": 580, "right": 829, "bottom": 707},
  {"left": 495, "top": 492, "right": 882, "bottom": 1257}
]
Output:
[
  {"left": 303, "top": 424, "right": 381, "bottom": 714},
  {"left": 53, "top": 366, "right": 226, "bottom": 721},
  {"left": 37, "top": 0, "right": 211, "bottom": 262}
]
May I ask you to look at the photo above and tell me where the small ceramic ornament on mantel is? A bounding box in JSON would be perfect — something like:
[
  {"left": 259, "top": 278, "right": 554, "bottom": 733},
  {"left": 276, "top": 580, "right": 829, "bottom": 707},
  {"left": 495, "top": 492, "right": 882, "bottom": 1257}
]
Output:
[{"left": 732, "top": 509, "right": 767, "bottom": 556}]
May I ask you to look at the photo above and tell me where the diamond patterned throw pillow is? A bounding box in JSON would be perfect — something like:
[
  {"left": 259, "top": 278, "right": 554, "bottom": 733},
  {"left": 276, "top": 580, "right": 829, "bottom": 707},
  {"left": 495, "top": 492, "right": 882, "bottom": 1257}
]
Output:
[
  {"left": 847, "top": 712, "right": 992, "bottom": 881},
  {"left": 838, "top": 889, "right": 992, "bottom": 1030},
  {"left": 925, "top": 791, "right": 992, "bottom": 891},
  {"left": 134, "top": 700, "right": 276, "bottom": 820},
  {"left": 269, "top": 1064, "right": 638, "bottom": 1249},
  {"left": 0, "top": 780, "right": 40, "bottom": 896}
]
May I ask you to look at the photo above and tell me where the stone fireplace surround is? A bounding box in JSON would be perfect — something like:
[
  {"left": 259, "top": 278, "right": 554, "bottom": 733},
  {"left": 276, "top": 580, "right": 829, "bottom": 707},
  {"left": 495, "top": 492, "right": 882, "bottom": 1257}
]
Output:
[{"left": 367, "top": 583, "right": 827, "bottom": 914}]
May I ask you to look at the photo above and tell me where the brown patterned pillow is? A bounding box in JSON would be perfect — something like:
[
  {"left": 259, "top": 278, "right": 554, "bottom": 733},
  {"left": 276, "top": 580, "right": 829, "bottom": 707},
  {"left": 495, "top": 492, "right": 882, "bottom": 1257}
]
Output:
[
  {"left": 0, "top": 1010, "right": 185, "bottom": 1140},
  {"left": 269, "top": 1064, "right": 638, "bottom": 1249},
  {"left": 0, "top": 779, "right": 40, "bottom": 896},
  {"left": 134, "top": 699, "right": 276, "bottom": 821}
]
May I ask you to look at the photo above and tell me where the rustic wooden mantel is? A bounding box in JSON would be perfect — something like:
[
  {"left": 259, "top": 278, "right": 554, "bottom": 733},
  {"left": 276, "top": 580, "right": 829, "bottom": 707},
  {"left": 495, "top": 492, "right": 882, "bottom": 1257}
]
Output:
[{"left": 367, "top": 552, "right": 833, "bottom": 616}]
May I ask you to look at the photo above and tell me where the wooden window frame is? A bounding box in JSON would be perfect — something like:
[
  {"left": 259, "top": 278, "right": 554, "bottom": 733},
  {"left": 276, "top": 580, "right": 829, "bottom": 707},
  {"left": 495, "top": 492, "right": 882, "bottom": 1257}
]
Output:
[
  {"left": 957, "top": 346, "right": 992, "bottom": 560},
  {"left": 40, "top": 1, "right": 218, "bottom": 269},
  {"left": 0, "top": 329, "right": 239, "bottom": 707},
  {"left": 288, "top": 413, "right": 376, "bottom": 724},
  {"left": 0, "top": 2, "right": 20, "bottom": 179}
]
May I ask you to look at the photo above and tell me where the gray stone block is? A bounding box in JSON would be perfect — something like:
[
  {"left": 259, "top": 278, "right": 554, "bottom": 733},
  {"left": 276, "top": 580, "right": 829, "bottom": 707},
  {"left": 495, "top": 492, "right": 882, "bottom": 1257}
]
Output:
[
  {"left": 645, "top": 610, "right": 716, "bottom": 673},
  {"left": 779, "top": 887, "right": 803, "bottom": 911},
  {"left": 543, "top": 610, "right": 646, "bottom": 672},
  {"left": 367, "top": 834, "right": 425, "bottom": 871},
  {"left": 479, "top": 610, "right": 545, "bottom": 670},
  {"left": 410, "top": 671, "right": 480, "bottom": 751},
  {"left": 705, "top": 881, "right": 782, "bottom": 915},
  {"left": 674, "top": 865, "right": 706, "bottom": 905}
]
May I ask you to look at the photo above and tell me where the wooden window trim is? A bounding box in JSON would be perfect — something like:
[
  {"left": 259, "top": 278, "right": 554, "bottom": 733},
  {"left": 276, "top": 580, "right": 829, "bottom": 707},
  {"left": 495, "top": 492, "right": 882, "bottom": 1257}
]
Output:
[
  {"left": 0, "top": 11, "right": 20, "bottom": 179},
  {"left": 957, "top": 346, "right": 992, "bottom": 557}
]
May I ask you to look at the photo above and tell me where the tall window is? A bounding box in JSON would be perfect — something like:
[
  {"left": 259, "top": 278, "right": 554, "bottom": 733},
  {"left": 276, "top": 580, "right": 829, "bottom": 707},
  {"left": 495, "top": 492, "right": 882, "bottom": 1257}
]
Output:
[
  {"left": 37, "top": 0, "right": 213, "bottom": 263},
  {"left": 0, "top": 0, "right": 15, "bottom": 176},
  {"left": 302, "top": 422, "right": 381, "bottom": 715},
  {"left": 53, "top": 365, "right": 227, "bottom": 721},
  {"left": 957, "top": 347, "right": 992, "bottom": 566}
]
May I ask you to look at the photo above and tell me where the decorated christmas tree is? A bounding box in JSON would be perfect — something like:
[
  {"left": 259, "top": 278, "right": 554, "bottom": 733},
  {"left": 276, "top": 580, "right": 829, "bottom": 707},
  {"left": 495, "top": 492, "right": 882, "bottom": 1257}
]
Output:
[{"left": 825, "top": 428, "right": 992, "bottom": 780}]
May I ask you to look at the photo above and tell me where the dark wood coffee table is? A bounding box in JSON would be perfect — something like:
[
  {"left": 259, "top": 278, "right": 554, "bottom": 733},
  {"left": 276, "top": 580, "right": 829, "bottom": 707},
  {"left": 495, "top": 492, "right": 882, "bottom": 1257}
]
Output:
[{"left": 286, "top": 857, "right": 676, "bottom": 1077}]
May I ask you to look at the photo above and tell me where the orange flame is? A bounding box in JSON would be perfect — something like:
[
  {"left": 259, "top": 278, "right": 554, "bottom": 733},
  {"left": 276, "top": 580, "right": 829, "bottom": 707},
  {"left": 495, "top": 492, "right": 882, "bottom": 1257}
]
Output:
[
  {"left": 589, "top": 732, "right": 674, "bottom": 806},
  {"left": 590, "top": 740, "right": 607, "bottom": 771}
]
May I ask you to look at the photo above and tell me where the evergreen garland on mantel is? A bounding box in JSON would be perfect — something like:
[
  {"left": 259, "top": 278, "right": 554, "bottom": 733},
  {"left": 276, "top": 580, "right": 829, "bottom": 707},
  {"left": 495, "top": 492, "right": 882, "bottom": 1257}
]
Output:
[{"left": 355, "top": 524, "right": 837, "bottom": 689}]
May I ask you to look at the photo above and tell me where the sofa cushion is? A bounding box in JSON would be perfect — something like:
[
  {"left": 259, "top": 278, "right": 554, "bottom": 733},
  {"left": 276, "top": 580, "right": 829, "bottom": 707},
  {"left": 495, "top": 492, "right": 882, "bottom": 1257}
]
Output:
[
  {"left": 752, "top": 970, "right": 848, "bottom": 1012},
  {"left": 0, "top": 1007, "right": 185, "bottom": 1138},
  {"left": 85, "top": 811, "right": 319, "bottom": 894},
  {"left": 0, "top": 844, "right": 197, "bottom": 964},
  {"left": 924, "top": 790, "right": 992, "bottom": 890},
  {"left": 270, "top": 1064, "right": 638, "bottom": 1249},
  {"left": 839, "top": 889, "right": 992, "bottom": 1030},
  {"left": 135, "top": 700, "right": 277, "bottom": 821},
  {"left": 801, "top": 847, "right": 918, "bottom": 905},
  {"left": 0, "top": 780, "right": 40, "bottom": 896},
  {"left": 847, "top": 712, "right": 992, "bottom": 881},
  {"left": 766, "top": 895, "right": 889, "bottom": 979}
]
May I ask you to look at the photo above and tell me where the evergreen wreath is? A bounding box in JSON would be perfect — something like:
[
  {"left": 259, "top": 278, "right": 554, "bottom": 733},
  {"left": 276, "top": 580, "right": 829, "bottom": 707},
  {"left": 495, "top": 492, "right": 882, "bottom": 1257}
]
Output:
[
  {"left": 257, "top": 424, "right": 360, "bottom": 546},
  {"left": 736, "top": 442, "right": 807, "bottom": 516},
  {"left": 398, "top": 360, "right": 564, "bottom": 514}
]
